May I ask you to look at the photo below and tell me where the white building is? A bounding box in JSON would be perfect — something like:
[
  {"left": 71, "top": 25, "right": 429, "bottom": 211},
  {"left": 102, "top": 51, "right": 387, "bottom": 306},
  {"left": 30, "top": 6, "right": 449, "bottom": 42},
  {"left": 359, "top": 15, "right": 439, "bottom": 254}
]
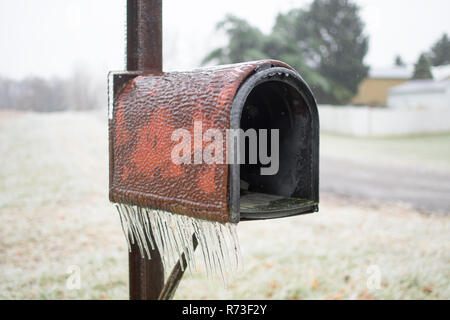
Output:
[
  {"left": 432, "top": 64, "right": 450, "bottom": 81},
  {"left": 387, "top": 79, "right": 450, "bottom": 109},
  {"left": 387, "top": 65, "right": 450, "bottom": 110}
]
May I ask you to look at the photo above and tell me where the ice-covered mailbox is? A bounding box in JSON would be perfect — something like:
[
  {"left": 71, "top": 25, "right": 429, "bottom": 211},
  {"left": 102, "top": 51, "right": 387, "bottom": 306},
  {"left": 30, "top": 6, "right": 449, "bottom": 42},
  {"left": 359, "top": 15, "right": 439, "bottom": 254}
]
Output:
[{"left": 108, "top": 59, "right": 319, "bottom": 280}]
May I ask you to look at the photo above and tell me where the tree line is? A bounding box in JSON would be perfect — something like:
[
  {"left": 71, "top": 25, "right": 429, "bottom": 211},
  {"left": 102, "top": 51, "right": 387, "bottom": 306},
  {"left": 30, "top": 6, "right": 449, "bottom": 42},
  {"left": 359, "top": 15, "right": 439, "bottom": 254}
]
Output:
[{"left": 0, "top": 69, "right": 103, "bottom": 112}]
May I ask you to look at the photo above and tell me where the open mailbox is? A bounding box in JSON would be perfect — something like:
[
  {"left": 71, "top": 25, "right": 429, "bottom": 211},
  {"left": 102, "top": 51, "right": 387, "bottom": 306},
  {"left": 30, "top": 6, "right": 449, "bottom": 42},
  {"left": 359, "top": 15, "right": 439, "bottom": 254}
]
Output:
[{"left": 109, "top": 59, "right": 319, "bottom": 224}]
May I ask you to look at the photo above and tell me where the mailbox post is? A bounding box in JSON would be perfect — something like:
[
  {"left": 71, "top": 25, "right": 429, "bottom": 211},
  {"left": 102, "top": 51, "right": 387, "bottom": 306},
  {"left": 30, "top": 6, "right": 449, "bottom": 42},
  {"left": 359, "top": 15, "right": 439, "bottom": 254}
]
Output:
[{"left": 126, "top": 0, "right": 164, "bottom": 300}]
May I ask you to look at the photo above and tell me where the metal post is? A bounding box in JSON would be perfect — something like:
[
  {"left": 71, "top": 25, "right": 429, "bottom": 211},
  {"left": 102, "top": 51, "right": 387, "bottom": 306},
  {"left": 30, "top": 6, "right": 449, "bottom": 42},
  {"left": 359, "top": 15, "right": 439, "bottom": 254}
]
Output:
[
  {"left": 126, "top": 0, "right": 164, "bottom": 300},
  {"left": 127, "top": 0, "right": 163, "bottom": 73}
]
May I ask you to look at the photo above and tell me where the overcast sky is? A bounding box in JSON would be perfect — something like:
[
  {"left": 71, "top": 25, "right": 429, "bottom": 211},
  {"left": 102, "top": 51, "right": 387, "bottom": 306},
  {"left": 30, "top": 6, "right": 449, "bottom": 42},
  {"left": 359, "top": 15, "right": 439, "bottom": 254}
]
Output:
[{"left": 0, "top": 0, "right": 449, "bottom": 80}]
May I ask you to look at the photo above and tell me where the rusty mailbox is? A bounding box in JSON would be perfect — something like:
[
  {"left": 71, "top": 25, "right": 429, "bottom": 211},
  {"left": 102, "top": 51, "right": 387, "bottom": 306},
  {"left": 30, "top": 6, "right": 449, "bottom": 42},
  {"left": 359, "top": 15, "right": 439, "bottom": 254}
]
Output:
[
  {"left": 109, "top": 60, "right": 319, "bottom": 226},
  {"left": 111, "top": 0, "right": 320, "bottom": 300}
]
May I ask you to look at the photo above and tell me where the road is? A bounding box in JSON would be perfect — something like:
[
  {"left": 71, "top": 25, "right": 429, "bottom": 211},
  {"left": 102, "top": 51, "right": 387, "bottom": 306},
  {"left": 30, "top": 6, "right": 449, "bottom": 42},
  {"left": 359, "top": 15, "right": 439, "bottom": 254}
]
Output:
[{"left": 320, "top": 156, "right": 450, "bottom": 214}]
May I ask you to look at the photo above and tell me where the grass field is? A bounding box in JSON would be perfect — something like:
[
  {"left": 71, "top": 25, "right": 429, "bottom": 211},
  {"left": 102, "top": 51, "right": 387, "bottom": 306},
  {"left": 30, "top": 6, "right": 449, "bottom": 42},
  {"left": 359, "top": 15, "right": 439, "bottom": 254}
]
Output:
[{"left": 0, "top": 111, "right": 449, "bottom": 299}]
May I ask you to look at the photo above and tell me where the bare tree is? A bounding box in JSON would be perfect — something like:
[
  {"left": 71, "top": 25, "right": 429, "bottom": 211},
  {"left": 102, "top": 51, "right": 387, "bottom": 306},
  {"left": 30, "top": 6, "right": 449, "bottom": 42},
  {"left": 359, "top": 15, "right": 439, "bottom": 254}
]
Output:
[{"left": 0, "top": 67, "right": 103, "bottom": 112}]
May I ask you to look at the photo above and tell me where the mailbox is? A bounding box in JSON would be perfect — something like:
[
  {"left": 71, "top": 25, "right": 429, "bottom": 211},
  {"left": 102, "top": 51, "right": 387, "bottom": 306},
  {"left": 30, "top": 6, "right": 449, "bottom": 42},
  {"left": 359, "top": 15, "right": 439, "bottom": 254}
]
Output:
[
  {"left": 109, "top": 59, "right": 319, "bottom": 225},
  {"left": 116, "top": 1, "right": 319, "bottom": 294}
]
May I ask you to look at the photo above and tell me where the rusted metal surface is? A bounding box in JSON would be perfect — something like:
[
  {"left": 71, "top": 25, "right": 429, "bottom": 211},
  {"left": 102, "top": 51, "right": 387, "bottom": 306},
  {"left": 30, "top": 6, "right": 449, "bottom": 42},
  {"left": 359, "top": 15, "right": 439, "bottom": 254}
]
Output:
[
  {"left": 110, "top": 60, "right": 294, "bottom": 223},
  {"left": 127, "top": 0, "right": 162, "bottom": 72},
  {"left": 128, "top": 233, "right": 164, "bottom": 300}
]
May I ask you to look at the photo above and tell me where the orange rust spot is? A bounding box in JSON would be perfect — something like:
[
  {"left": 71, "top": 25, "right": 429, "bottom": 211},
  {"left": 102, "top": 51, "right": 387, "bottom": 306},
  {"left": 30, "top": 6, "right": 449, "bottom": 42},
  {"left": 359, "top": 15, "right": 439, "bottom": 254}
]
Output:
[
  {"left": 121, "top": 165, "right": 130, "bottom": 181},
  {"left": 144, "top": 88, "right": 158, "bottom": 97},
  {"left": 198, "top": 166, "right": 216, "bottom": 194},
  {"left": 217, "top": 84, "right": 236, "bottom": 112},
  {"left": 132, "top": 107, "right": 184, "bottom": 179}
]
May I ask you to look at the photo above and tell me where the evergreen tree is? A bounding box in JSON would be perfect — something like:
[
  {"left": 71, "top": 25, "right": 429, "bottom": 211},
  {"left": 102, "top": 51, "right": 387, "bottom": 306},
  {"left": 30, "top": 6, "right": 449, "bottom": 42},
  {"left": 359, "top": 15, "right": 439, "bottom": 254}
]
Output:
[
  {"left": 202, "top": 15, "right": 267, "bottom": 65},
  {"left": 300, "top": 0, "right": 369, "bottom": 103},
  {"left": 430, "top": 33, "right": 450, "bottom": 66},
  {"left": 203, "top": 0, "right": 369, "bottom": 104},
  {"left": 394, "top": 55, "right": 406, "bottom": 67},
  {"left": 413, "top": 53, "right": 433, "bottom": 80}
]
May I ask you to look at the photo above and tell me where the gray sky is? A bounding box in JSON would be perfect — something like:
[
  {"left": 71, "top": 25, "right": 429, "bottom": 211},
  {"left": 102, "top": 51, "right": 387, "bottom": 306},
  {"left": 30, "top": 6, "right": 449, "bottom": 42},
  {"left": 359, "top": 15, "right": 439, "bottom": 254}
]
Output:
[{"left": 1, "top": 0, "right": 449, "bottom": 80}]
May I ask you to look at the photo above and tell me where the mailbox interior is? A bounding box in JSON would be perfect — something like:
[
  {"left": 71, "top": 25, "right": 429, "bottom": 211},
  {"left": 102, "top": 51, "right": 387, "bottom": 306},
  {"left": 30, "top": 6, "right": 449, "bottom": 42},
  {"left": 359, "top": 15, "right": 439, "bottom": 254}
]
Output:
[{"left": 230, "top": 67, "right": 319, "bottom": 222}]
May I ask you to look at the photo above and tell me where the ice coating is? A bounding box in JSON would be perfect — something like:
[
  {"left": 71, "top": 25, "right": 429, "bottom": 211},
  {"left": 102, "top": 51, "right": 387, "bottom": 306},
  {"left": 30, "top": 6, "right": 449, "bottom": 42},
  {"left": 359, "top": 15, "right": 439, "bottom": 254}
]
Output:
[{"left": 115, "top": 203, "right": 241, "bottom": 284}]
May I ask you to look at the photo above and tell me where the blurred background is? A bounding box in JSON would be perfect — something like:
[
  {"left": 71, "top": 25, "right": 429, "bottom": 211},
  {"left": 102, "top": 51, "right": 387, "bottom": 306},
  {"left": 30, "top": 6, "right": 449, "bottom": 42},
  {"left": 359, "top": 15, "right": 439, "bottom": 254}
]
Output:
[{"left": 0, "top": 0, "right": 449, "bottom": 299}]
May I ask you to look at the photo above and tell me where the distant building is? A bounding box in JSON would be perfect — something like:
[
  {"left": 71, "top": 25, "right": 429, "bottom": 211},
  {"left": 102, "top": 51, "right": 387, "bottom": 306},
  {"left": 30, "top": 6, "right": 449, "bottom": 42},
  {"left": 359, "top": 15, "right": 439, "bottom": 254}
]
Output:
[
  {"left": 431, "top": 64, "right": 450, "bottom": 81},
  {"left": 352, "top": 67, "right": 413, "bottom": 106},
  {"left": 387, "top": 79, "right": 450, "bottom": 110}
]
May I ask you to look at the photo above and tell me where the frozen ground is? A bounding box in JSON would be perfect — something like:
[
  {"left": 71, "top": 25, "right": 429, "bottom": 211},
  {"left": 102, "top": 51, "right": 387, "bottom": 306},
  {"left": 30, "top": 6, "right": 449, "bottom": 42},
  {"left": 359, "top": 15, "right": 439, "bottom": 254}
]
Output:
[{"left": 0, "top": 111, "right": 448, "bottom": 299}]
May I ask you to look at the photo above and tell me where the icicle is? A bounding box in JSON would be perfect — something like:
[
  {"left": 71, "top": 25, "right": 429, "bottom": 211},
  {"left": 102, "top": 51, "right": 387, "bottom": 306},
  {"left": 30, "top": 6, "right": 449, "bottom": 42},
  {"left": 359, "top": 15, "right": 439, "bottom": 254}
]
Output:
[
  {"left": 114, "top": 203, "right": 241, "bottom": 284},
  {"left": 115, "top": 204, "right": 131, "bottom": 252}
]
